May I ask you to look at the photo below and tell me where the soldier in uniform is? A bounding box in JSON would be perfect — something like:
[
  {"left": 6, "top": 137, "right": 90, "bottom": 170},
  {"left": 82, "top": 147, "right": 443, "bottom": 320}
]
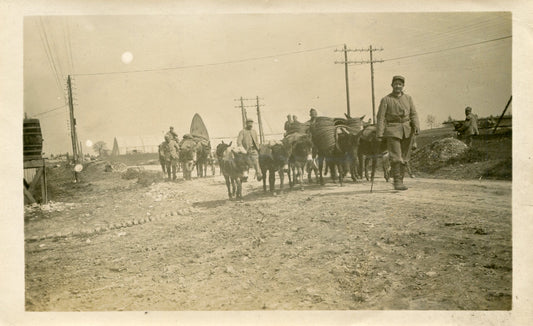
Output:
[
  {"left": 165, "top": 126, "right": 179, "bottom": 142},
  {"left": 237, "top": 118, "right": 263, "bottom": 181},
  {"left": 376, "top": 75, "right": 420, "bottom": 190},
  {"left": 162, "top": 134, "right": 180, "bottom": 181},
  {"left": 308, "top": 108, "right": 317, "bottom": 126},
  {"left": 283, "top": 115, "right": 292, "bottom": 136},
  {"left": 158, "top": 142, "right": 166, "bottom": 173},
  {"left": 458, "top": 106, "right": 479, "bottom": 146}
]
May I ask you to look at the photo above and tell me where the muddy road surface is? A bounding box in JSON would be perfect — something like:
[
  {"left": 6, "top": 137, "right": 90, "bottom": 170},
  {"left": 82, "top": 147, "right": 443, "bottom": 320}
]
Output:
[{"left": 24, "top": 168, "right": 511, "bottom": 311}]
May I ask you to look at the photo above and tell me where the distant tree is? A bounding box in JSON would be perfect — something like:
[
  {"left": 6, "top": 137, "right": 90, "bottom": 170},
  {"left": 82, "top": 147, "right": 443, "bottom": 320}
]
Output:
[
  {"left": 426, "top": 114, "right": 436, "bottom": 129},
  {"left": 92, "top": 141, "right": 108, "bottom": 157}
]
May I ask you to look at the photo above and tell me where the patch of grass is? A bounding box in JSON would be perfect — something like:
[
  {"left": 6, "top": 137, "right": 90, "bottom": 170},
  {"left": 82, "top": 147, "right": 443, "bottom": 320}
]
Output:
[
  {"left": 447, "top": 147, "right": 488, "bottom": 164},
  {"left": 482, "top": 157, "right": 512, "bottom": 180}
]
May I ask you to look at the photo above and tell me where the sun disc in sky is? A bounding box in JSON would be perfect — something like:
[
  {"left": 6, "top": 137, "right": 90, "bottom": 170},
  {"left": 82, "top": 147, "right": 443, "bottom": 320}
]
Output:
[
  {"left": 85, "top": 140, "right": 93, "bottom": 147},
  {"left": 121, "top": 51, "right": 133, "bottom": 64}
]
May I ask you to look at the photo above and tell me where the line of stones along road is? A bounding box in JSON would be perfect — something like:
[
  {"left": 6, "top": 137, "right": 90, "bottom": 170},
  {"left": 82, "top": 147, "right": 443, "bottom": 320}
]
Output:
[{"left": 25, "top": 206, "right": 200, "bottom": 242}]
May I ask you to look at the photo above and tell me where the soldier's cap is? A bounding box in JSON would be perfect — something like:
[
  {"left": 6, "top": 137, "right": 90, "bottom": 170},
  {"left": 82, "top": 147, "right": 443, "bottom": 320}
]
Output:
[
  {"left": 170, "top": 126, "right": 174, "bottom": 129},
  {"left": 309, "top": 108, "right": 317, "bottom": 113},
  {"left": 465, "top": 106, "right": 472, "bottom": 112},
  {"left": 392, "top": 75, "right": 405, "bottom": 84},
  {"left": 246, "top": 118, "right": 254, "bottom": 122}
]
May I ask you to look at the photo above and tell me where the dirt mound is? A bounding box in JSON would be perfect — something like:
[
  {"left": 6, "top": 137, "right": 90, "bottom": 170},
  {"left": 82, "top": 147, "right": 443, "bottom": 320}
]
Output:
[
  {"left": 411, "top": 137, "right": 467, "bottom": 172},
  {"left": 122, "top": 167, "right": 165, "bottom": 186}
]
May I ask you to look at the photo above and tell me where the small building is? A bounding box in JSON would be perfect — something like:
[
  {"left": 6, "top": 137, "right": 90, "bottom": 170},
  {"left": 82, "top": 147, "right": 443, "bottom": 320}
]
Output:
[{"left": 111, "top": 135, "right": 164, "bottom": 156}]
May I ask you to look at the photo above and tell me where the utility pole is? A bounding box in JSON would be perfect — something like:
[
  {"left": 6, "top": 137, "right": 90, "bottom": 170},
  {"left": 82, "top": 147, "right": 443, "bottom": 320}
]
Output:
[
  {"left": 334, "top": 44, "right": 351, "bottom": 116},
  {"left": 369, "top": 45, "right": 378, "bottom": 124},
  {"left": 67, "top": 75, "right": 78, "bottom": 163},
  {"left": 234, "top": 97, "right": 248, "bottom": 129},
  {"left": 255, "top": 96, "right": 265, "bottom": 144},
  {"left": 67, "top": 74, "right": 80, "bottom": 182},
  {"left": 335, "top": 45, "right": 383, "bottom": 123},
  {"left": 234, "top": 97, "right": 265, "bottom": 144}
]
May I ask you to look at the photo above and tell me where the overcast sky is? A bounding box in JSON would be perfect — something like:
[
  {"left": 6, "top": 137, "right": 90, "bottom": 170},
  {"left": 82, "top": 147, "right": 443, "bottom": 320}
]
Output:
[{"left": 23, "top": 12, "right": 511, "bottom": 155}]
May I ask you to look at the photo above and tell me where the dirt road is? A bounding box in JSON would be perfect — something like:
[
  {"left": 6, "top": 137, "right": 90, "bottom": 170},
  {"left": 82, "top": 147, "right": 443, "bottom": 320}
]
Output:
[{"left": 24, "top": 168, "right": 512, "bottom": 311}]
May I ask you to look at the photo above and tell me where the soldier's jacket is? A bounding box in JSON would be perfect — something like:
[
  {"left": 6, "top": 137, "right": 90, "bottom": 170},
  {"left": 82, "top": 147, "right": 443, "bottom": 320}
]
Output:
[
  {"left": 459, "top": 113, "right": 479, "bottom": 136},
  {"left": 161, "top": 139, "right": 179, "bottom": 161},
  {"left": 376, "top": 92, "right": 420, "bottom": 139},
  {"left": 237, "top": 128, "right": 259, "bottom": 153}
]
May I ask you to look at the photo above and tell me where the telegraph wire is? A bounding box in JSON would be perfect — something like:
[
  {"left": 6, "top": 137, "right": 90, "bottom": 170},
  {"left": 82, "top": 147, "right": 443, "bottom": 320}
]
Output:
[
  {"left": 64, "top": 17, "right": 75, "bottom": 74},
  {"left": 38, "top": 18, "right": 65, "bottom": 100},
  {"left": 32, "top": 104, "right": 68, "bottom": 117},
  {"left": 386, "top": 16, "right": 510, "bottom": 54},
  {"left": 383, "top": 35, "right": 511, "bottom": 62},
  {"left": 72, "top": 44, "right": 342, "bottom": 77}
]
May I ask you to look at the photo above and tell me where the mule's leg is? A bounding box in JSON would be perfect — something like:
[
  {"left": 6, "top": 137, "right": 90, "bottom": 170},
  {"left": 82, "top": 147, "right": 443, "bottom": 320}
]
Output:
[
  {"left": 224, "top": 175, "right": 232, "bottom": 199},
  {"left": 338, "top": 162, "right": 344, "bottom": 186},
  {"left": 262, "top": 168, "right": 267, "bottom": 192},
  {"left": 317, "top": 156, "right": 325, "bottom": 185},
  {"left": 329, "top": 160, "right": 337, "bottom": 184},
  {"left": 278, "top": 168, "right": 284, "bottom": 194},
  {"left": 269, "top": 169, "right": 276, "bottom": 193},
  {"left": 364, "top": 157, "right": 371, "bottom": 181},
  {"left": 357, "top": 153, "right": 364, "bottom": 180},
  {"left": 166, "top": 161, "right": 172, "bottom": 180},
  {"left": 231, "top": 178, "right": 236, "bottom": 197},
  {"left": 236, "top": 177, "right": 243, "bottom": 200},
  {"left": 370, "top": 157, "right": 377, "bottom": 185},
  {"left": 298, "top": 165, "right": 304, "bottom": 190},
  {"left": 288, "top": 162, "right": 294, "bottom": 188},
  {"left": 172, "top": 162, "right": 177, "bottom": 180}
]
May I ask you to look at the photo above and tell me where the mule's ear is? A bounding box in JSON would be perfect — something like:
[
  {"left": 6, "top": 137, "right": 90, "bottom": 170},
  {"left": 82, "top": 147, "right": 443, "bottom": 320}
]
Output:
[
  {"left": 359, "top": 115, "right": 366, "bottom": 120},
  {"left": 344, "top": 113, "right": 351, "bottom": 119},
  {"left": 221, "top": 140, "right": 225, "bottom": 145},
  {"left": 228, "top": 141, "right": 232, "bottom": 147}
]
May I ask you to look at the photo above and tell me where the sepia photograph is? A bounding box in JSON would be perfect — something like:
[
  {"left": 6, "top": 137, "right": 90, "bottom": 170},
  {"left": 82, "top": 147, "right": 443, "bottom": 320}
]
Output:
[{"left": 2, "top": 1, "right": 533, "bottom": 325}]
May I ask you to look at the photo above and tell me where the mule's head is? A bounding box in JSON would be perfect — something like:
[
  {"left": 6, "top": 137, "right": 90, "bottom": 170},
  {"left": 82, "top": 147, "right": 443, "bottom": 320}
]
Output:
[
  {"left": 228, "top": 146, "right": 250, "bottom": 171},
  {"left": 216, "top": 141, "right": 232, "bottom": 160},
  {"left": 292, "top": 135, "right": 314, "bottom": 159}
]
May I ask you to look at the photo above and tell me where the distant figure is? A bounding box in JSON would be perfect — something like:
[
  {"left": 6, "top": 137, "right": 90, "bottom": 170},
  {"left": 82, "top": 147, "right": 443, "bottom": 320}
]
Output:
[
  {"left": 161, "top": 134, "right": 180, "bottom": 180},
  {"left": 165, "top": 126, "right": 179, "bottom": 142},
  {"left": 306, "top": 107, "right": 319, "bottom": 162},
  {"left": 158, "top": 142, "right": 166, "bottom": 173},
  {"left": 237, "top": 118, "right": 263, "bottom": 182},
  {"left": 376, "top": 75, "right": 420, "bottom": 191},
  {"left": 292, "top": 115, "right": 299, "bottom": 123},
  {"left": 458, "top": 106, "right": 479, "bottom": 146},
  {"left": 308, "top": 108, "right": 317, "bottom": 126},
  {"left": 284, "top": 115, "right": 293, "bottom": 136}
]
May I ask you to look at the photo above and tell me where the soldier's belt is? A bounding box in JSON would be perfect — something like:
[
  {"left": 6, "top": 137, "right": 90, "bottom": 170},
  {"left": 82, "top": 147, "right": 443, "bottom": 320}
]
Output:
[{"left": 387, "top": 117, "right": 410, "bottom": 123}]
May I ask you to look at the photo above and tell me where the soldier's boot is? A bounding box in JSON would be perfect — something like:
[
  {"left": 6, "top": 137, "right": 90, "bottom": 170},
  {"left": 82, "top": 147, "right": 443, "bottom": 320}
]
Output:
[
  {"left": 399, "top": 163, "right": 408, "bottom": 190},
  {"left": 392, "top": 162, "right": 407, "bottom": 191}
]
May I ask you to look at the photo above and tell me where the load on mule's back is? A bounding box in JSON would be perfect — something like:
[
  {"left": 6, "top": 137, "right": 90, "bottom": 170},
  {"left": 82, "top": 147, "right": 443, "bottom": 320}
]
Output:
[
  {"left": 282, "top": 112, "right": 318, "bottom": 189},
  {"left": 309, "top": 114, "right": 364, "bottom": 186},
  {"left": 216, "top": 141, "right": 250, "bottom": 200},
  {"left": 188, "top": 113, "right": 213, "bottom": 178},
  {"left": 179, "top": 134, "right": 197, "bottom": 180}
]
